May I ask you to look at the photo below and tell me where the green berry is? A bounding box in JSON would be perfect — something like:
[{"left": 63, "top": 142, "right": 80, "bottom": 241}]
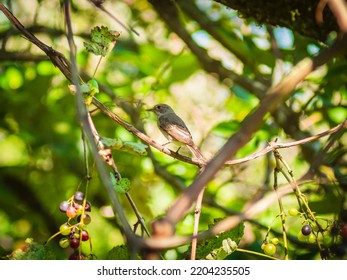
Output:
[
  {"left": 312, "top": 223, "right": 319, "bottom": 232},
  {"left": 263, "top": 243, "right": 276, "bottom": 256},
  {"left": 59, "top": 223, "right": 71, "bottom": 236},
  {"left": 271, "top": 238, "right": 279, "bottom": 245},
  {"left": 59, "top": 237, "right": 70, "bottom": 248},
  {"left": 78, "top": 213, "right": 91, "bottom": 225},
  {"left": 297, "top": 231, "right": 309, "bottom": 242},
  {"left": 288, "top": 208, "right": 299, "bottom": 216}
]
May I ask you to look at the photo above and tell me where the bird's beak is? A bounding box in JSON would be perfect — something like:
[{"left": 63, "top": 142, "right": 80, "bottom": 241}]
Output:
[{"left": 146, "top": 107, "right": 154, "bottom": 112}]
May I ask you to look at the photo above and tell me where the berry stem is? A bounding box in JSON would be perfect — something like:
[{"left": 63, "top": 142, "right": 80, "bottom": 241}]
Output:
[
  {"left": 237, "top": 248, "right": 279, "bottom": 260},
  {"left": 274, "top": 149, "right": 326, "bottom": 256},
  {"left": 273, "top": 159, "right": 289, "bottom": 260}
]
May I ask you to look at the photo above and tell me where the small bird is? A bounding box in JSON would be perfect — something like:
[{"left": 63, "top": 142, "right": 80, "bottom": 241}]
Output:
[{"left": 147, "top": 104, "right": 204, "bottom": 161}]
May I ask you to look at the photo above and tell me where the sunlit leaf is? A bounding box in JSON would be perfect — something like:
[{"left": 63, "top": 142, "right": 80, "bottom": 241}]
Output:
[{"left": 83, "top": 26, "right": 120, "bottom": 56}]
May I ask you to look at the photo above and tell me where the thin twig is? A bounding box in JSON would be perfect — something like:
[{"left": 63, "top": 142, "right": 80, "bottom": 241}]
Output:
[
  {"left": 190, "top": 183, "right": 205, "bottom": 260},
  {"left": 138, "top": 183, "right": 295, "bottom": 251},
  {"left": 92, "top": 97, "right": 206, "bottom": 167},
  {"left": 0, "top": 3, "right": 73, "bottom": 82},
  {"left": 88, "top": 103, "right": 151, "bottom": 237},
  {"left": 273, "top": 152, "right": 289, "bottom": 260},
  {"left": 93, "top": 95, "right": 346, "bottom": 168}
]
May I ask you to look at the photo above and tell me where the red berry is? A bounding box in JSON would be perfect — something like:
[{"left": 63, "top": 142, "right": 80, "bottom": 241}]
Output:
[
  {"left": 81, "top": 230, "right": 89, "bottom": 241},
  {"left": 66, "top": 206, "right": 77, "bottom": 218},
  {"left": 70, "top": 237, "right": 80, "bottom": 249}
]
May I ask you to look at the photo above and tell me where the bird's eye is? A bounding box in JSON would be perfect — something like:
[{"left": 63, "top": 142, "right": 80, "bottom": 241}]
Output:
[{"left": 156, "top": 105, "right": 161, "bottom": 110}]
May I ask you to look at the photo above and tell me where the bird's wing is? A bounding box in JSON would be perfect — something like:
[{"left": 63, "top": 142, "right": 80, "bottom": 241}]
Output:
[{"left": 159, "top": 114, "right": 194, "bottom": 145}]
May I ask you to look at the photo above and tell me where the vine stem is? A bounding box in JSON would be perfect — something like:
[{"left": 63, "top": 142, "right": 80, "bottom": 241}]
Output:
[
  {"left": 87, "top": 110, "right": 150, "bottom": 237},
  {"left": 125, "top": 192, "right": 151, "bottom": 237},
  {"left": 190, "top": 185, "right": 206, "bottom": 260},
  {"left": 236, "top": 248, "right": 279, "bottom": 260},
  {"left": 273, "top": 154, "right": 289, "bottom": 260},
  {"left": 92, "top": 56, "right": 103, "bottom": 78},
  {"left": 274, "top": 150, "right": 325, "bottom": 254}
]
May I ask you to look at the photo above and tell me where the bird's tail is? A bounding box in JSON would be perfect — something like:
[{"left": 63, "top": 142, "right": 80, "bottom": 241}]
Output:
[{"left": 187, "top": 144, "right": 206, "bottom": 163}]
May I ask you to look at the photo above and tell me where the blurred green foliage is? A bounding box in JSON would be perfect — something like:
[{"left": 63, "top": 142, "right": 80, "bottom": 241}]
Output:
[{"left": 0, "top": 0, "right": 346, "bottom": 260}]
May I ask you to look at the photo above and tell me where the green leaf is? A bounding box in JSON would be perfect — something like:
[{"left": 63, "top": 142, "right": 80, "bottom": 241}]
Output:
[
  {"left": 101, "top": 137, "right": 123, "bottom": 149},
  {"left": 8, "top": 238, "right": 56, "bottom": 260},
  {"left": 88, "top": 79, "right": 99, "bottom": 94},
  {"left": 206, "top": 238, "right": 238, "bottom": 260},
  {"left": 111, "top": 174, "right": 131, "bottom": 194},
  {"left": 106, "top": 245, "right": 132, "bottom": 260},
  {"left": 83, "top": 26, "right": 120, "bottom": 56},
  {"left": 101, "top": 137, "right": 148, "bottom": 156},
  {"left": 122, "top": 141, "right": 148, "bottom": 156},
  {"left": 193, "top": 220, "right": 244, "bottom": 260},
  {"left": 68, "top": 79, "right": 99, "bottom": 105},
  {"left": 84, "top": 79, "right": 99, "bottom": 105}
]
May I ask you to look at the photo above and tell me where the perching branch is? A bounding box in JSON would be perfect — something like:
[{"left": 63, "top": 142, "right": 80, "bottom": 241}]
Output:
[{"left": 91, "top": 98, "right": 206, "bottom": 167}]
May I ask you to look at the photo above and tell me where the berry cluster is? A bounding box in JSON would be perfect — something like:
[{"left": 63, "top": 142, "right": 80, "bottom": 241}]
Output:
[
  {"left": 57, "top": 191, "right": 92, "bottom": 259},
  {"left": 288, "top": 208, "right": 316, "bottom": 244},
  {"left": 261, "top": 237, "right": 279, "bottom": 256},
  {"left": 288, "top": 208, "right": 347, "bottom": 259}
]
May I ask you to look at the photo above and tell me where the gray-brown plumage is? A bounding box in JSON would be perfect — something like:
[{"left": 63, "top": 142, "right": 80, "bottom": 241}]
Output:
[{"left": 147, "top": 104, "right": 204, "bottom": 160}]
